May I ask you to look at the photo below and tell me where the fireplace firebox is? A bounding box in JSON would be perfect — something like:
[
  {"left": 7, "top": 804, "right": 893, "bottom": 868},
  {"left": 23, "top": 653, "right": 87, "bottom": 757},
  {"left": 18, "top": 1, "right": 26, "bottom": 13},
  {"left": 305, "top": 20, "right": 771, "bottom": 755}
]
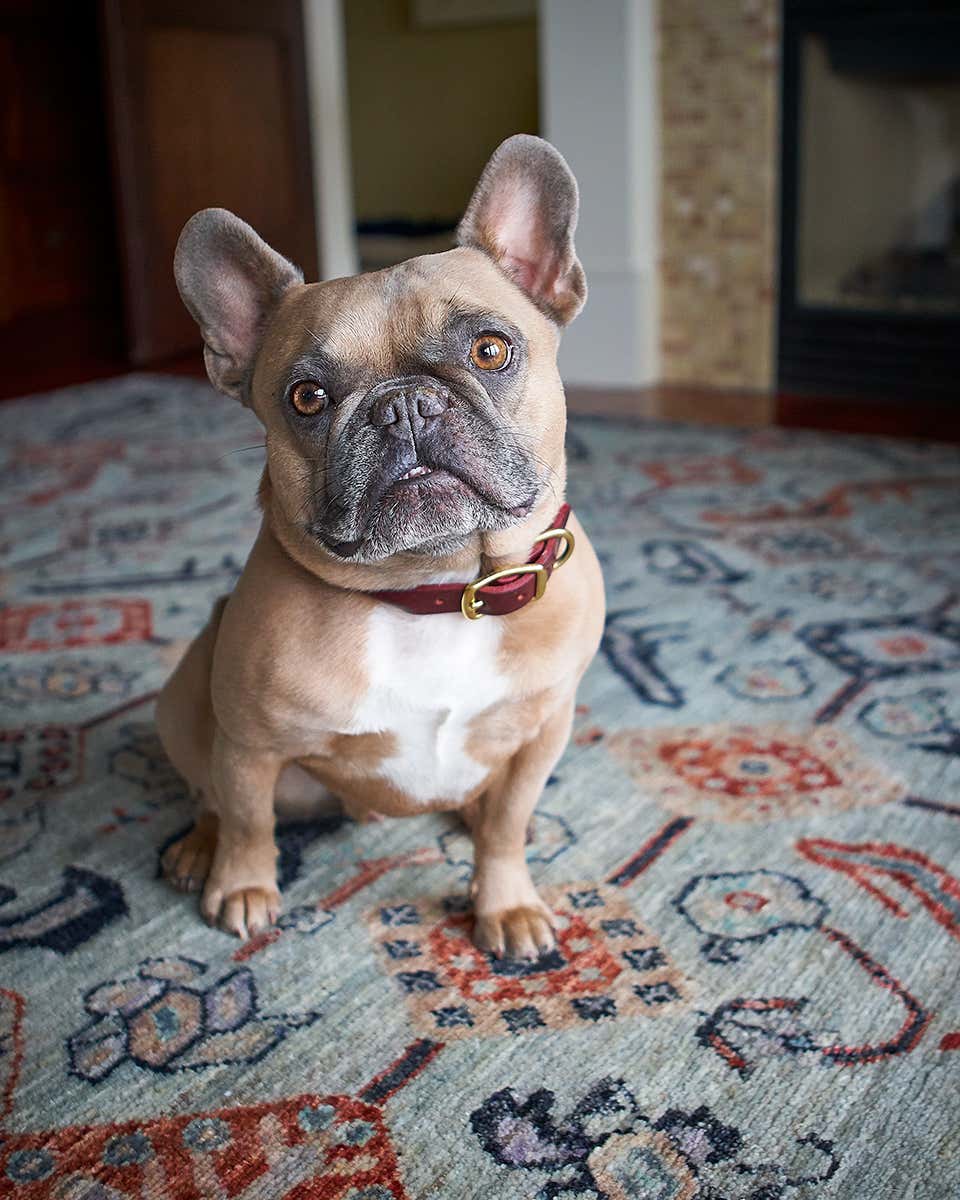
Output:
[{"left": 778, "top": 0, "right": 960, "bottom": 403}]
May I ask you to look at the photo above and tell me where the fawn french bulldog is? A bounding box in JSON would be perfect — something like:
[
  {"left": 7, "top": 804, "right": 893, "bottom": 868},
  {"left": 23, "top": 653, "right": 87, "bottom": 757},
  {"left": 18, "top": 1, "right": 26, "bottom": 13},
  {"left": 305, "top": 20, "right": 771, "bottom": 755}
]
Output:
[{"left": 157, "top": 135, "right": 605, "bottom": 958}]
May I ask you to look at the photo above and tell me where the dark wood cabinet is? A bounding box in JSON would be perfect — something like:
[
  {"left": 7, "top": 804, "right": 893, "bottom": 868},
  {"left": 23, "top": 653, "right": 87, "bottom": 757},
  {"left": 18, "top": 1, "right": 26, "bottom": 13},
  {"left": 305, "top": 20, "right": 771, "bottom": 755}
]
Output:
[{"left": 0, "top": 0, "right": 123, "bottom": 392}]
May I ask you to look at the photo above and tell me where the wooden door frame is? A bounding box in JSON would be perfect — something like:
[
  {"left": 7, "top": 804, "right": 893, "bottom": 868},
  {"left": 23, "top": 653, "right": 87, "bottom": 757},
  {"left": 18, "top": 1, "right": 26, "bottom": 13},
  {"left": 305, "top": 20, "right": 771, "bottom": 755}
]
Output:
[{"left": 302, "top": 0, "right": 358, "bottom": 283}]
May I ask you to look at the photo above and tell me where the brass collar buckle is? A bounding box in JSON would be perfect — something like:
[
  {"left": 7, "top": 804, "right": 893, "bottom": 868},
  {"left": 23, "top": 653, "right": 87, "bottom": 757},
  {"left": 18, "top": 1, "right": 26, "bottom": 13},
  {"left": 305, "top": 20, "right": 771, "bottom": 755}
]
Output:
[
  {"left": 461, "top": 563, "right": 547, "bottom": 620},
  {"left": 460, "top": 526, "right": 576, "bottom": 620}
]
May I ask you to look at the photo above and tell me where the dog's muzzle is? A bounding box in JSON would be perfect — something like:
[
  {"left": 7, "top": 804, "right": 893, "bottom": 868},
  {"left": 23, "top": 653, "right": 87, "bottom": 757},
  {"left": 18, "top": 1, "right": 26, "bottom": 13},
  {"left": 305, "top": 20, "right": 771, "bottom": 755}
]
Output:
[{"left": 364, "top": 376, "right": 454, "bottom": 438}]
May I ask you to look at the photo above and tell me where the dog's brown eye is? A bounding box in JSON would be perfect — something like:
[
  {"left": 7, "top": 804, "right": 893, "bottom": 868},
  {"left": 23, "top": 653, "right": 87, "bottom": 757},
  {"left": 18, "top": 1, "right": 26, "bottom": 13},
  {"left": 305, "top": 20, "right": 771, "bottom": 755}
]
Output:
[
  {"left": 290, "top": 381, "right": 328, "bottom": 415},
  {"left": 470, "top": 333, "right": 511, "bottom": 371}
]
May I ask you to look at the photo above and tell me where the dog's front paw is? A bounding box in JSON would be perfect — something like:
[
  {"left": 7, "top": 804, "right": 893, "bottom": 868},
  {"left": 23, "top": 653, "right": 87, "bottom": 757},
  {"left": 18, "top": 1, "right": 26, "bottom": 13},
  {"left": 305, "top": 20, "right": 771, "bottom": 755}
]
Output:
[
  {"left": 201, "top": 883, "right": 281, "bottom": 939},
  {"left": 161, "top": 814, "right": 217, "bottom": 893},
  {"left": 470, "top": 860, "right": 556, "bottom": 959},
  {"left": 473, "top": 904, "right": 556, "bottom": 961}
]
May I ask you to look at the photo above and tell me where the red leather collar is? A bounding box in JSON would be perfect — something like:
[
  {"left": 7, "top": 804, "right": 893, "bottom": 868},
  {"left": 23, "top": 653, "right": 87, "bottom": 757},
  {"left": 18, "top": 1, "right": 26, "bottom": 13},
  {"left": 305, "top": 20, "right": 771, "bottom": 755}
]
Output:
[{"left": 370, "top": 504, "right": 574, "bottom": 619}]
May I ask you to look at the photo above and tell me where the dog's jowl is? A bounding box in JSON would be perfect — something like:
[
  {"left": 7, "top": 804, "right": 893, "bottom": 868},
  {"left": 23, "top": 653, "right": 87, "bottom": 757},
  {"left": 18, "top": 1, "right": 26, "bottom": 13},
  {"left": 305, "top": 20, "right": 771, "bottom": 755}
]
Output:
[{"left": 157, "top": 135, "right": 606, "bottom": 959}]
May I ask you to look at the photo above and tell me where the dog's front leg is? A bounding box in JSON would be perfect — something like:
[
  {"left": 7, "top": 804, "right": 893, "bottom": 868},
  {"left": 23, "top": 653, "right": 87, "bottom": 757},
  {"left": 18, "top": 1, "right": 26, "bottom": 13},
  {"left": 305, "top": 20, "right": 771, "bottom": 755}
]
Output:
[
  {"left": 470, "top": 696, "right": 574, "bottom": 959},
  {"left": 201, "top": 729, "right": 281, "bottom": 938}
]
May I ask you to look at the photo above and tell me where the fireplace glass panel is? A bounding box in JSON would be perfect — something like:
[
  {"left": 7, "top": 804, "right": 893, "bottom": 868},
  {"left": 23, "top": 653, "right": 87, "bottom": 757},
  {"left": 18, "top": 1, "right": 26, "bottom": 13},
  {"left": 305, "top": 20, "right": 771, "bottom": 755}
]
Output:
[{"left": 798, "top": 34, "right": 960, "bottom": 314}]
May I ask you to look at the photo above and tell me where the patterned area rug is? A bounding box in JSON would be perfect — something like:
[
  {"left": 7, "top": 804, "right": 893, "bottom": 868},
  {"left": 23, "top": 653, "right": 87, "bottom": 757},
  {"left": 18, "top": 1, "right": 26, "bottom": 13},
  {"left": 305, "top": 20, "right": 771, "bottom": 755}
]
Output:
[{"left": 1, "top": 374, "right": 958, "bottom": 1200}]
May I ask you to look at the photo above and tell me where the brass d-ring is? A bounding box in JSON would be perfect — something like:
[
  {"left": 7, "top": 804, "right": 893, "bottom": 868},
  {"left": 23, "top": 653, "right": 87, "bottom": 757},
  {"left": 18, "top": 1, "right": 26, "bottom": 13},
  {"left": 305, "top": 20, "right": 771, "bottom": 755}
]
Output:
[{"left": 532, "top": 526, "right": 576, "bottom": 568}]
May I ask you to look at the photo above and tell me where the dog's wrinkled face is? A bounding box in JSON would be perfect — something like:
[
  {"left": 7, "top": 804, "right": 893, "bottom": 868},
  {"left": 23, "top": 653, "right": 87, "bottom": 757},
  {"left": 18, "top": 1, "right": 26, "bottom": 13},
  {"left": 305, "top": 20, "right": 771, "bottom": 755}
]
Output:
[
  {"left": 174, "top": 135, "right": 586, "bottom": 562},
  {"left": 258, "top": 251, "right": 560, "bottom": 561},
  {"left": 263, "top": 256, "right": 549, "bottom": 559}
]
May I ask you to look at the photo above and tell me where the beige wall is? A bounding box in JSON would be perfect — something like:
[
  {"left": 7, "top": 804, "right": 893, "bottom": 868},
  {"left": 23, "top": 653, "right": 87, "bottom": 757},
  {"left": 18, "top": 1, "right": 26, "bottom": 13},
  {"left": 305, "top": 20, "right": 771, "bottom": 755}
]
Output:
[
  {"left": 658, "top": 0, "right": 779, "bottom": 391},
  {"left": 344, "top": 0, "right": 539, "bottom": 224}
]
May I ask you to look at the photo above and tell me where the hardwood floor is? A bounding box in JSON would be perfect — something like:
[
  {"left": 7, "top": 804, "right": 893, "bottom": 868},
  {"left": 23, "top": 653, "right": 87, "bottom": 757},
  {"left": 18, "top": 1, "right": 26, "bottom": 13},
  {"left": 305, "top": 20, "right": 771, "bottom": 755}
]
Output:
[
  {"left": 776, "top": 393, "right": 960, "bottom": 443},
  {"left": 565, "top": 385, "right": 773, "bottom": 427},
  {"left": 3, "top": 359, "right": 956, "bottom": 444},
  {"left": 566, "top": 384, "right": 960, "bottom": 442}
]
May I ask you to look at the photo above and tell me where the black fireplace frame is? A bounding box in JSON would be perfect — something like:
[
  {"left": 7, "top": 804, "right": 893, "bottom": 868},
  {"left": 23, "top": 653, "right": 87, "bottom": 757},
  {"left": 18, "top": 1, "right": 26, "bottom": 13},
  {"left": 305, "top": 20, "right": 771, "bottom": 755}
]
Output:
[{"left": 778, "top": 0, "right": 960, "bottom": 403}]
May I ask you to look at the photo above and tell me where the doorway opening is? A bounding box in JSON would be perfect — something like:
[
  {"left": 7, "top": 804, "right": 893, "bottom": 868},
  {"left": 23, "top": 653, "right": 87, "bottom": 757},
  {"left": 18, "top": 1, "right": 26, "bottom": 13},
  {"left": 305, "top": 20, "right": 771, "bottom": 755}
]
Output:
[{"left": 342, "top": 0, "right": 540, "bottom": 271}]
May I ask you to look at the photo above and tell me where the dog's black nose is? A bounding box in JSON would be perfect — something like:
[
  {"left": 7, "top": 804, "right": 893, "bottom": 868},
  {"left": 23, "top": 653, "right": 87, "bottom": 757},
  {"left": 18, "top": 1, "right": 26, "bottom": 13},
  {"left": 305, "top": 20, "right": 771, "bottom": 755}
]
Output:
[{"left": 367, "top": 379, "right": 452, "bottom": 434}]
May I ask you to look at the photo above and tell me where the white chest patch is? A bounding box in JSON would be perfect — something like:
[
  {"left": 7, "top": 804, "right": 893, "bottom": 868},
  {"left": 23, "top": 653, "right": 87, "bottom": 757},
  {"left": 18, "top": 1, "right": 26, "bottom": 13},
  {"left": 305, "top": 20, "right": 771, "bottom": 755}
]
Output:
[{"left": 349, "top": 605, "right": 509, "bottom": 806}]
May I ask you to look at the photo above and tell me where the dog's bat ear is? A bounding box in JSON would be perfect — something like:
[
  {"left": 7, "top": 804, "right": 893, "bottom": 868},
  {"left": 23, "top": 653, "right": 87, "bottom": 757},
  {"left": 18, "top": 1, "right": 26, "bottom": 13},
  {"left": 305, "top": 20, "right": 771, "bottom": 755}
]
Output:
[
  {"left": 174, "top": 209, "right": 303, "bottom": 403},
  {"left": 457, "top": 134, "right": 586, "bottom": 326}
]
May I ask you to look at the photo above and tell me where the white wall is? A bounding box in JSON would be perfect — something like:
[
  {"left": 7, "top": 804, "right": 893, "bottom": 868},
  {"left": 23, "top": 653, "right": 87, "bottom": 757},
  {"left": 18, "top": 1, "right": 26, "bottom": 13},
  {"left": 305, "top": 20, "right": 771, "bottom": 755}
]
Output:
[{"left": 539, "top": 0, "right": 660, "bottom": 387}]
